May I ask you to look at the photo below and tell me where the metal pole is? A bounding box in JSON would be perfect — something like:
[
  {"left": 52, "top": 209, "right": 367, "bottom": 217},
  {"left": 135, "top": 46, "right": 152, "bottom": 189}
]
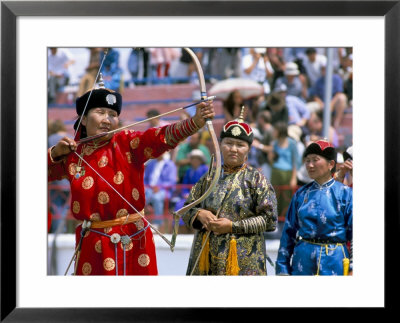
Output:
[{"left": 323, "top": 48, "right": 334, "bottom": 139}]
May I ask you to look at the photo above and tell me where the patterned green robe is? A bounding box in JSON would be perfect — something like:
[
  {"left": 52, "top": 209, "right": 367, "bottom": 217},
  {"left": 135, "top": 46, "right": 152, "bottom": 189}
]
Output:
[{"left": 182, "top": 164, "right": 278, "bottom": 275}]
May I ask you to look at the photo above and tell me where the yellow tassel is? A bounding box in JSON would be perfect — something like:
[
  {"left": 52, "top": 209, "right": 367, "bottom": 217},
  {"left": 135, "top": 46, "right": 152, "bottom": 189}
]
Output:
[
  {"left": 199, "top": 234, "right": 210, "bottom": 274},
  {"left": 340, "top": 244, "right": 350, "bottom": 276},
  {"left": 226, "top": 237, "right": 240, "bottom": 275},
  {"left": 343, "top": 257, "right": 350, "bottom": 276}
]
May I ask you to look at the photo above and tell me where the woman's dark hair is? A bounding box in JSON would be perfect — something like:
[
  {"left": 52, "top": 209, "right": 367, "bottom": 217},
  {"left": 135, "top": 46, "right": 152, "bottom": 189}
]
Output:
[
  {"left": 315, "top": 110, "right": 334, "bottom": 126},
  {"left": 223, "top": 90, "right": 242, "bottom": 118},
  {"left": 315, "top": 110, "right": 323, "bottom": 121},
  {"left": 74, "top": 116, "right": 87, "bottom": 138},
  {"left": 274, "top": 121, "right": 288, "bottom": 139},
  {"left": 258, "top": 110, "right": 271, "bottom": 124}
]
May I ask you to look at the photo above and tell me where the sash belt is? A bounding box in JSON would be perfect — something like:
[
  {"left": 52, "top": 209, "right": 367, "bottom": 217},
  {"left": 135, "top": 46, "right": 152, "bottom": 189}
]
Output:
[
  {"left": 79, "top": 214, "right": 143, "bottom": 229},
  {"left": 297, "top": 236, "right": 345, "bottom": 245}
]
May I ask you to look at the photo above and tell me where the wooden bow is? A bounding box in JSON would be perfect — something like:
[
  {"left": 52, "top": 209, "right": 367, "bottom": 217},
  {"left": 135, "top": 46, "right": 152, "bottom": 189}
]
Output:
[{"left": 170, "top": 48, "right": 222, "bottom": 249}]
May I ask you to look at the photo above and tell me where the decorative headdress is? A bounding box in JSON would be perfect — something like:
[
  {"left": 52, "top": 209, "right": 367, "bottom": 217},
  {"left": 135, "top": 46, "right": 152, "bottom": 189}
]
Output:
[
  {"left": 304, "top": 139, "right": 336, "bottom": 162},
  {"left": 220, "top": 106, "right": 254, "bottom": 145},
  {"left": 74, "top": 73, "right": 122, "bottom": 131}
]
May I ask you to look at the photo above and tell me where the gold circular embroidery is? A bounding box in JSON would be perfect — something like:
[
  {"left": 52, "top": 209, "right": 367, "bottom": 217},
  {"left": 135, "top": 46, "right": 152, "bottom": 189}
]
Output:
[
  {"left": 98, "top": 156, "right": 108, "bottom": 168},
  {"left": 132, "top": 188, "right": 139, "bottom": 201},
  {"left": 231, "top": 126, "right": 242, "bottom": 137},
  {"left": 130, "top": 137, "right": 140, "bottom": 149},
  {"left": 125, "top": 152, "right": 132, "bottom": 164},
  {"left": 82, "top": 262, "right": 92, "bottom": 275},
  {"left": 98, "top": 191, "right": 110, "bottom": 204},
  {"left": 104, "top": 227, "right": 112, "bottom": 234},
  {"left": 138, "top": 254, "right": 150, "bottom": 267},
  {"left": 113, "top": 171, "right": 124, "bottom": 185},
  {"left": 90, "top": 213, "right": 101, "bottom": 222},
  {"left": 116, "top": 209, "right": 128, "bottom": 218},
  {"left": 82, "top": 176, "right": 94, "bottom": 190},
  {"left": 83, "top": 145, "right": 95, "bottom": 156},
  {"left": 103, "top": 257, "right": 115, "bottom": 271},
  {"left": 72, "top": 201, "right": 80, "bottom": 214},
  {"left": 68, "top": 163, "right": 77, "bottom": 176},
  {"left": 144, "top": 147, "right": 153, "bottom": 159},
  {"left": 134, "top": 219, "right": 144, "bottom": 230},
  {"left": 121, "top": 240, "right": 133, "bottom": 251},
  {"left": 94, "top": 240, "right": 102, "bottom": 253}
]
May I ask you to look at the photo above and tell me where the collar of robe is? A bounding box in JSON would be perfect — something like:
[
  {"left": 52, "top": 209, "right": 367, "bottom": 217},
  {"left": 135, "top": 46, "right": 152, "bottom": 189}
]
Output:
[
  {"left": 313, "top": 177, "right": 335, "bottom": 189},
  {"left": 222, "top": 163, "right": 247, "bottom": 174}
]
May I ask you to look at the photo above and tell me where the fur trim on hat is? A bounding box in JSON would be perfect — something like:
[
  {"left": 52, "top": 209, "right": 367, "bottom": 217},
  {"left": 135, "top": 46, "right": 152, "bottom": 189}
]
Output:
[{"left": 75, "top": 88, "right": 122, "bottom": 117}]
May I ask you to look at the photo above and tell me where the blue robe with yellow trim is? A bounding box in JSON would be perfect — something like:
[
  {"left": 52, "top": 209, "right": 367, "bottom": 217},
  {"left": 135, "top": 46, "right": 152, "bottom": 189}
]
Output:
[{"left": 276, "top": 177, "right": 352, "bottom": 275}]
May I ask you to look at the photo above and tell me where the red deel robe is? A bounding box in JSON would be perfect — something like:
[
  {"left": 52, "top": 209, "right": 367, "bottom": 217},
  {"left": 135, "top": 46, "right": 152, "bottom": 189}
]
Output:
[{"left": 48, "top": 123, "right": 192, "bottom": 275}]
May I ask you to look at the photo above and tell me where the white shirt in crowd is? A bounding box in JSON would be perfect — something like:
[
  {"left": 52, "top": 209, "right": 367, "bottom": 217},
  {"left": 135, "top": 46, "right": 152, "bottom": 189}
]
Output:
[
  {"left": 302, "top": 53, "right": 327, "bottom": 87},
  {"left": 48, "top": 48, "right": 74, "bottom": 77}
]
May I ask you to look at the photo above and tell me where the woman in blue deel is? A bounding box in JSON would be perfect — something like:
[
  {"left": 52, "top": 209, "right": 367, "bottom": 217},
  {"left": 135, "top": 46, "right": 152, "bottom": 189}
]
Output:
[{"left": 275, "top": 139, "right": 352, "bottom": 275}]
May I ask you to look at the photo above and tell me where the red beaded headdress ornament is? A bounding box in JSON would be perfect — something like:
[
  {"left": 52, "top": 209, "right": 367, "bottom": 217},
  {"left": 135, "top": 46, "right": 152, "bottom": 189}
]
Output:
[{"left": 220, "top": 106, "right": 254, "bottom": 145}]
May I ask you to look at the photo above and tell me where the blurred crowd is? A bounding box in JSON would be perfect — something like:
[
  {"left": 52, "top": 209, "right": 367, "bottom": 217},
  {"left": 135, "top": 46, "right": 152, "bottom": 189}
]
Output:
[{"left": 48, "top": 47, "right": 353, "bottom": 233}]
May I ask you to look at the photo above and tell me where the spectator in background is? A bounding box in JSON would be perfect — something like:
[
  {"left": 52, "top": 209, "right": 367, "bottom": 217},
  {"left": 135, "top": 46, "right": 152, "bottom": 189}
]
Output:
[
  {"left": 303, "top": 110, "right": 339, "bottom": 147},
  {"left": 149, "top": 48, "right": 180, "bottom": 84},
  {"left": 146, "top": 109, "right": 170, "bottom": 129},
  {"left": 48, "top": 47, "right": 75, "bottom": 104},
  {"left": 127, "top": 48, "right": 150, "bottom": 86},
  {"left": 283, "top": 47, "right": 308, "bottom": 83},
  {"left": 48, "top": 119, "right": 71, "bottom": 233},
  {"left": 170, "top": 48, "right": 201, "bottom": 84},
  {"left": 269, "top": 122, "right": 299, "bottom": 220},
  {"left": 175, "top": 132, "right": 211, "bottom": 183},
  {"left": 335, "top": 145, "right": 353, "bottom": 187},
  {"left": 339, "top": 53, "right": 353, "bottom": 105},
  {"left": 273, "top": 83, "right": 310, "bottom": 134},
  {"left": 182, "top": 149, "right": 209, "bottom": 195},
  {"left": 101, "top": 48, "right": 119, "bottom": 71},
  {"left": 222, "top": 90, "right": 245, "bottom": 122},
  {"left": 186, "top": 48, "right": 204, "bottom": 83},
  {"left": 173, "top": 149, "right": 209, "bottom": 216},
  {"left": 241, "top": 48, "right": 274, "bottom": 95},
  {"left": 302, "top": 48, "right": 327, "bottom": 87},
  {"left": 283, "top": 48, "right": 307, "bottom": 68},
  {"left": 100, "top": 48, "right": 123, "bottom": 92},
  {"left": 77, "top": 48, "right": 103, "bottom": 97},
  {"left": 263, "top": 91, "right": 289, "bottom": 126},
  {"left": 338, "top": 53, "right": 353, "bottom": 84},
  {"left": 308, "top": 62, "right": 348, "bottom": 128},
  {"left": 274, "top": 62, "right": 308, "bottom": 100},
  {"left": 208, "top": 48, "right": 242, "bottom": 81},
  {"left": 266, "top": 47, "right": 286, "bottom": 89},
  {"left": 251, "top": 110, "right": 274, "bottom": 180},
  {"left": 288, "top": 125, "right": 305, "bottom": 170},
  {"left": 144, "top": 152, "right": 177, "bottom": 229},
  {"left": 171, "top": 111, "right": 191, "bottom": 162}
]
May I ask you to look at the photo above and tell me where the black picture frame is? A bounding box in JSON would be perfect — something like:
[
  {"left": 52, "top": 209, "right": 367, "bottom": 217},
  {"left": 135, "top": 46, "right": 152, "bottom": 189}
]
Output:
[{"left": 1, "top": 1, "right": 398, "bottom": 321}]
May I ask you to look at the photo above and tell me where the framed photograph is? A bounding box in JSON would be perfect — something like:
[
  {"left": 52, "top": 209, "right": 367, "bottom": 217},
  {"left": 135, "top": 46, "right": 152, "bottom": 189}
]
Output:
[{"left": 1, "top": 0, "right": 397, "bottom": 321}]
